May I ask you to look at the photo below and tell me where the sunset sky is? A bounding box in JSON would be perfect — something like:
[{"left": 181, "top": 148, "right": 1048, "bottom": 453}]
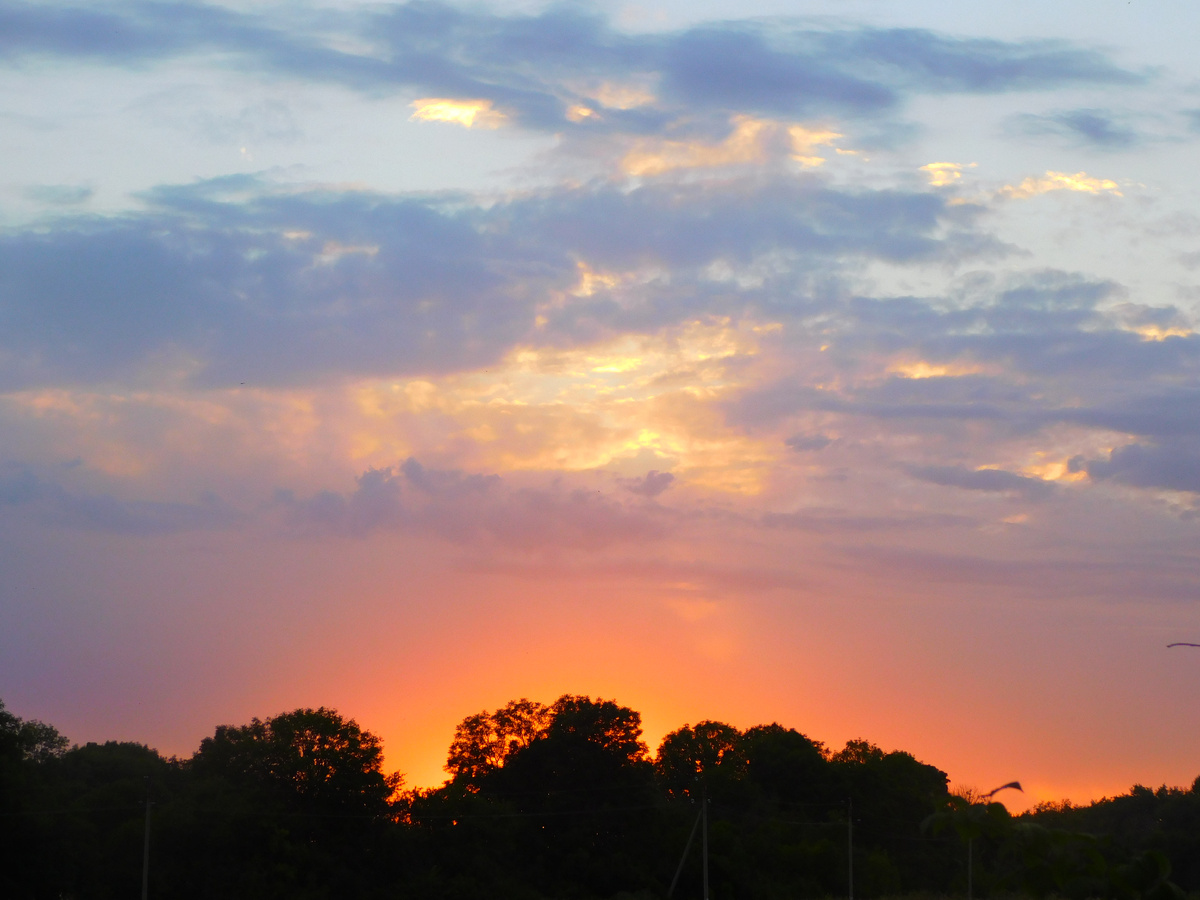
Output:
[{"left": 3, "top": 0, "right": 1200, "bottom": 810}]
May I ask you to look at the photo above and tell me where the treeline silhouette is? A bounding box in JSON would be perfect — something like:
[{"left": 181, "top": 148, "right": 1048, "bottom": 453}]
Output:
[{"left": 1, "top": 695, "right": 1194, "bottom": 900}]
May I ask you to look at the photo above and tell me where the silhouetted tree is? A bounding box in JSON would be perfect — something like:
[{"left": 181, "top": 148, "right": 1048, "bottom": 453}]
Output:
[
  {"left": 1023, "top": 782, "right": 1199, "bottom": 897},
  {"left": 5, "top": 694, "right": 1198, "bottom": 900},
  {"left": 740, "top": 722, "right": 830, "bottom": 807},
  {"left": 0, "top": 701, "right": 69, "bottom": 764},
  {"left": 44, "top": 742, "right": 177, "bottom": 900},
  {"left": 416, "top": 694, "right": 661, "bottom": 898},
  {"left": 445, "top": 697, "right": 551, "bottom": 789},
  {"left": 182, "top": 707, "right": 403, "bottom": 899},
  {"left": 836, "top": 738, "right": 950, "bottom": 893},
  {"left": 1, "top": 700, "right": 71, "bottom": 899},
  {"left": 193, "top": 706, "right": 400, "bottom": 813},
  {"left": 655, "top": 720, "right": 744, "bottom": 800}
]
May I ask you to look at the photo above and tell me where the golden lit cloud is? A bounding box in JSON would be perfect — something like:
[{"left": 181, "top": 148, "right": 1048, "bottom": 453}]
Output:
[
  {"left": 1108, "top": 303, "right": 1193, "bottom": 342},
  {"left": 888, "top": 360, "right": 983, "bottom": 379},
  {"left": 622, "top": 116, "right": 768, "bottom": 176},
  {"left": 409, "top": 98, "right": 507, "bottom": 129},
  {"left": 570, "top": 261, "right": 622, "bottom": 297},
  {"left": 920, "top": 161, "right": 976, "bottom": 187},
  {"left": 621, "top": 116, "right": 844, "bottom": 176},
  {"left": 999, "top": 170, "right": 1123, "bottom": 199},
  {"left": 788, "top": 125, "right": 843, "bottom": 167},
  {"left": 588, "top": 82, "right": 656, "bottom": 110},
  {"left": 1022, "top": 459, "right": 1086, "bottom": 483},
  {"left": 566, "top": 104, "right": 597, "bottom": 122},
  {"left": 345, "top": 318, "right": 781, "bottom": 492},
  {"left": 1131, "top": 324, "right": 1192, "bottom": 341},
  {"left": 313, "top": 241, "right": 379, "bottom": 265}
]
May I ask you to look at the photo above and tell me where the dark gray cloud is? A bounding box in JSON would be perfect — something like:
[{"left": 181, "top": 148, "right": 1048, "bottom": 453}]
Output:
[
  {"left": 785, "top": 433, "right": 833, "bottom": 452},
  {"left": 658, "top": 25, "right": 896, "bottom": 118},
  {"left": 1084, "top": 440, "right": 1200, "bottom": 493},
  {"left": 0, "top": 463, "right": 241, "bottom": 534},
  {"left": 622, "top": 470, "right": 675, "bottom": 498},
  {"left": 279, "top": 458, "right": 666, "bottom": 548},
  {"left": 817, "top": 29, "right": 1139, "bottom": 93},
  {"left": 0, "top": 1, "right": 1142, "bottom": 132},
  {"left": 0, "top": 1, "right": 242, "bottom": 60},
  {"left": 734, "top": 377, "right": 1200, "bottom": 447},
  {"left": 1055, "top": 390, "right": 1200, "bottom": 439},
  {"left": 715, "top": 270, "right": 1200, "bottom": 506},
  {"left": 726, "top": 271, "right": 1200, "bottom": 444},
  {"left": 0, "top": 187, "right": 533, "bottom": 387},
  {"left": 906, "top": 464, "right": 1055, "bottom": 499},
  {"left": 0, "top": 173, "right": 983, "bottom": 389},
  {"left": 1008, "top": 108, "right": 1141, "bottom": 149}
]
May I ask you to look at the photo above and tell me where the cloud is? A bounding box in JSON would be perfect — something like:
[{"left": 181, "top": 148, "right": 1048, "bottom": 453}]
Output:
[
  {"left": 1084, "top": 441, "right": 1200, "bottom": 494},
  {"left": 820, "top": 28, "right": 1141, "bottom": 93},
  {"left": 657, "top": 25, "right": 896, "bottom": 118},
  {"left": 620, "top": 115, "right": 771, "bottom": 175},
  {"left": 723, "top": 271, "right": 1147, "bottom": 429},
  {"left": 998, "top": 171, "right": 1123, "bottom": 199},
  {"left": 0, "top": 0, "right": 243, "bottom": 61},
  {"left": 0, "top": 171, "right": 992, "bottom": 390},
  {"left": 280, "top": 459, "right": 667, "bottom": 549},
  {"left": 617, "top": 116, "right": 844, "bottom": 176},
  {"left": 1007, "top": 108, "right": 1141, "bottom": 149},
  {"left": 0, "top": 186, "right": 532, "bottom": 388},
  {"left": 0, "top": 463, "right": 241, "bottom": 534},
  {"left": 1056, "top": 390, "right": 1200, "bottom": 440},
  {"left": 907, "top": 464, "right": 1055, "bottom": 499},
  {"left": 785, "top": 433, "right": 833, "bottom": 452},
  {"left": 0, "top": 2, "right": 1142, "bottom": 134},
  {"left": 622, "top": 470, "right": 675, "bottom": 498},
  {"left": 410, "top": 98, "right": 507, "bottom": 129},
  {"left": 1109, "top": 302, "right": 1193, "bottom": 341},
  {"left": 712, "top": 268, "right": 1200, "bottom": 498},
  {"left": 920, "top": 162, "right": 976, "bottom": 186}
]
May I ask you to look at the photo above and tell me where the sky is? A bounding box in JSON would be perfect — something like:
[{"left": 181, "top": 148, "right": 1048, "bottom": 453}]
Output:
[{"left": 2, "top": 0, "right": 1200, "bottom": 811}]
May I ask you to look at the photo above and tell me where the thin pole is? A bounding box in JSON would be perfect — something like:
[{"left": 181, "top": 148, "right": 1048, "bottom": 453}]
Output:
[
  {"left": 967, "top": 836, "right": 973, "bottom": 900},
  {"left": 667, "top": 807, "right": 703, "bottom": 898},
  {"left": 141, "top": 777, "right": 152, "bottom": 900},
  {"left": 847, "top": 798, "right": 853, "bottom": 900},
  {"left": 702, "top": 784, "right": 709, "bottom": 900}
]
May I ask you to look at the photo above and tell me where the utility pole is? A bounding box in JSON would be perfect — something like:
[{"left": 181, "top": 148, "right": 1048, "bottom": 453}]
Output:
[
  {"left": 702, "top": 783, "right": 709, "bottom": 900},
  {"left": 141, "top": 776, "right": 152, "bottom": 900},
  {"left": 847, "top": 797, "right": 853, "bottom": 900},
  {"left": 667, "top": 806, "right": 702, "bottom": 898},
  {"left": 967, "top": 837, "right": 973, "bottom": 900}
]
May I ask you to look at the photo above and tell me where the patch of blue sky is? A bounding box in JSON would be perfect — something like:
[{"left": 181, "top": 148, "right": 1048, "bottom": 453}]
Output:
[{"left": 0, "top": 62, "right": 556, "bottom": 226}]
